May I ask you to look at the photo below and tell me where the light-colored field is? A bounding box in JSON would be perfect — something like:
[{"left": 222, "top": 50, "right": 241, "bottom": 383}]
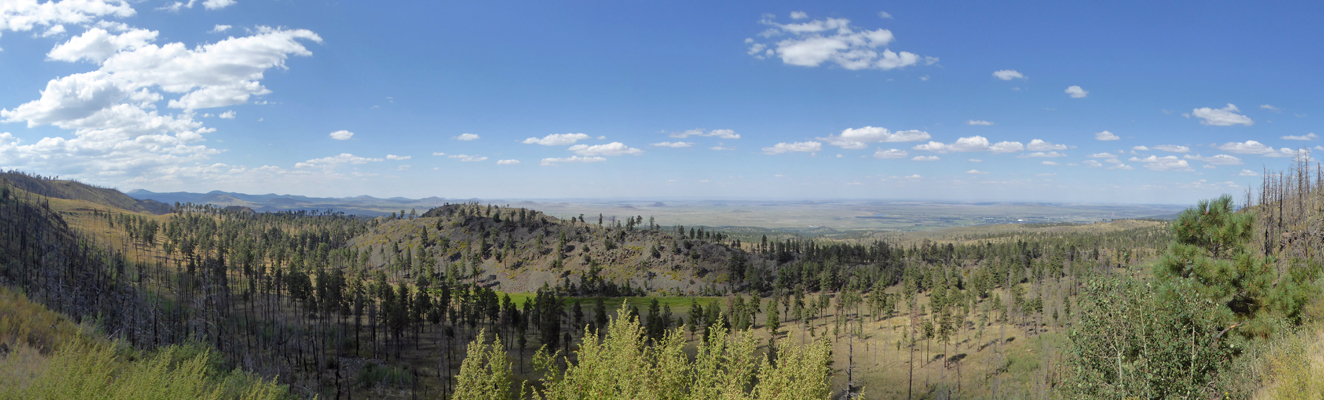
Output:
[{"left": 520, "top": 199, "right": 1183, "bottom": 232}]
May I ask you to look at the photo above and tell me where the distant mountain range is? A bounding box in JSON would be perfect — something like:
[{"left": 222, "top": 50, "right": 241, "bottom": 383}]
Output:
[{"left": 125, "top": 189, "right": 454, "bottom": 217}]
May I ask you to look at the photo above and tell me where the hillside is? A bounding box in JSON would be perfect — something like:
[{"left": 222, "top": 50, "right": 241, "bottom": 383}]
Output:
[
  {"left": 126, "top": 188, "right": 449, "bottom": 217},
  {"left": 349, "top": 203, "right": 770, "bottom": 295},
  {"left": 0, "top": 171, "right": 170, "bottom": 214}
]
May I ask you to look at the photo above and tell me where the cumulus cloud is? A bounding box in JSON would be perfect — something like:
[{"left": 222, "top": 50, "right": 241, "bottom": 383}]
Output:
[
  {"left": 667, "top": 129, "right": 739, "bottom": 139},
  {"left": 746, "top": 15, "right": 936, "bottom": 71},
  {"left": 822, "top": 126, "right": 929, "bottom": 149},
  {"left": 497, "top": 159, "right": 519, "bottom": 165},
  {"left": 0, "top": 23, "right": 322, "bottom": 185},
  {"left": 569, "top": 142, "right": 643, "bottom": 156},
  {"left": 386, "top": 154, "right": 410, "bottom": 160},
  {"left": 46, "top": 27, "right": 157, "bottom": 63},
  {"left": 1153, "top": 145, "right": 1190, "bottom": 153},
  {"left": 1217, "top": 140, "right": 1309, "bottom": 158},
  {"left": 1282, "top": 133, "right": 1317, "bottom": 141},
  {"left": 456, "top": 133, "right": 479, "bottom": 141},
  {"left": 522, "top": 133, "right": 591, "bottom": 146},
  {"left": 1065, "top": 85, "right": 1088, "bottom": 98},
  {"left": 1095, "top": 130, "right": 1120, "bottom": 141},
  {"left": 217, "top": 110, "right": 235, "bottom": 119},
  {"left": 210, "top": 24, "right": 230, "bottom": 33},
  {"left": 1088, "top": 152, "right": 1117, "bottom": 159},
  {"left": 448, "top": 154, "right": 487, "bottom": 162},
  {"left": 1107, "top": 164, "right": 1134, "bottom": 170},
  {"left": 1184, "top": 154, "right": 1242, "bottom": 165},
  {"left": 1041, "top": 161, "right": 1060, "bottom": 166},
  {"left": 912, "top": 136, "right": 1022, "bottom": 154},
  {"left": 295, "top": 153, "right": 382, "bottom": 169},
  {"left": 967, "top": 120, "right": 994, "bottom": 126},
  {"left": 1261, "top": 104, "right": 1280, "bottom": 112},
  {"left": 1018, "top": 151, "right": 1066, "bottom": 158},
  {"left": 329, "top": 130, "right": 353, "bottom": 140},
  {"left": 1129, "top": 155, "right": 1193, "bottom": 172},
  {"left": 1239, "top": 169, "right": 1258, "bottom": 176},
  {"left": 1192, "top": 104, "right": 1253, "bottom": 126},
  {"left": 1133, "top": 146, "right": 1150, "bottom": 151},
  {"left": 763, "top": 141, "right": 821, "bottom": 155},
  {"left": 790, "top": 11, "right": 808, "bottom": 19},
  {"left": 1083, "top": 160, "right": 1103, "bottom": 168},
  {"left": 650, "top": 141, "right": 693, "bottom": 148},
  {"left": 1026, "top": 139, "right": 1068, "bottom": 151},
  {"left": 966, "top": 169, "right": 989, "bottom": 175},
  {"left": 992, "top": 70, "right": 1024, "bottom": 80},
  {"left": 158, "top": 0, "right": 236, "bottom": 12},
  {"left": 912, "top": 155, "right": 939, "bottom": 161},
  {"left": 0, "top": 0, "right": 135, "bottom": 40},
  {"left": 540, "top": 155, "right": 606, "bottom": 166},
  {"left": 873, "top": 148, "right": 907, "bottom": 159}
]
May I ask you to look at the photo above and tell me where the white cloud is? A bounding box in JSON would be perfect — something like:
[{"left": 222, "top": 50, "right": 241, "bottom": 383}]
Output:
[
  {"left": 966, "top": 169, "right": 989, "bottom": 175},
  {"left": 46, "top": 27, "right": 157, "bottom": 63},
  {"left": 1153, "top": 145, "right": 1189, "bottom": 153},
  {"left": 967, "top": 120, "right": 994, "bottom": 126},
  {"left": 668, "top": 129, "right": 740, "bottom": 139},
  {"left": 1133, "top": 145, "right": 1150, "bottom": 151},
  {"left": 569, "top": 142, "right": 643, "bottom": 156},
  {"left": 763, "top": 141, "right": 821, "bottom": 155},
  {"left": 0, "top": 0, "right": 135, "bottom": 39},
  {"left": 878, "top": 11, "right": 893, "bottom": 19},
  {"left": 1083, "top": 160, "right": 1103, "bottom": 168},
  {"left": 1261, "top": 104, "right": 1280, "bottom": 112},
  {"left": 217, "top": 110, "right": 234, "bottom": 119},
  {"left": 872, "top": 148, "right": 907, "bottom": 159},
  {"left": 1087, "top": 152, "right": 1117, "bottom": 159},
  {"left": 1192, "top": 104, "right": 1253, "bottom": 126},
  {"left": 157, "top": 0, "right": 235, "bottom": 12},
  {"left": 540, "top": 155, "right": 606, "bottom": 166},
  {"left": 1037, "top": 173, "right": 1057, "bottom": 177},
  {"left": 1129, "top": 155, "right": 1193, "bottom": 172},
  {"left": 210, "top": 24, "right": 230, "bottom": 33},
  {"left": 456, "top": 133, "right": 479, "bottom": 141},
  {"left": 1239, "top": 169, "right": 1258, "bottom": 176},
  {"left": 448, "top": 154, "right": 487, "bottom": 162},
  {"left": 522, "top": 133, "right": 590, "bottom": 146},
  {"left": 1282, "top": 133, "right": 1317, "bottom": 141},
  {"left": 1217, "top": 140, "right": 1308, "bottom": 158},
  {"left": 989, "top": 141, "right": 1024, "bottom": 153},
  {"left": 1026, "top": 139, "right": 1067, "bottom": 151},
  {"left": 431, "top": 152, "right": 445, "bottom": 156},
  {"left": 747, "top": 15, "right": 936, "bottom": 70},
  {"left": 329, "top": 130, "right": 353, "bottom": 140},
  {"left": 650, "top": 141, "right": 693, "bottom": 148},
  {"left": 790, "top": 11, "right": 808, "bottom": 19},
  {"left": 1107, "top": 164, "right": 1134, "bottom": 171},
  {"left": 295, "top": 153, "right": 382, "bottom": 169},
  {"left": 912, "top": 155, "right": 939, "bottom": 161},
  {"left": 1183, "top": 154, "right": 1242, "bottom": 165},
  {"left": 0, "top": 24, "right": 323, "bottom": 185},
  {"left": 201, "top": 0, "right": 236, "bottom": 10},
  {"left": 913, "top": 136, "right": 1002, "bottom": 153},
  {"left": 497, "top": 159, "right": 520, "bottom": 165},
  {"left": 1018, "top": 151, "right": 1066, "bottom": 158},
  {"left": 992, "top": 70, "right": 1024, "bottom": 80},
  {"left": 822, "top": 126, "right": 929, "bottom": 148},
  {"left": 1065, "top": 85, "right": 1088, "bottom": 98},
  {"left": 1095, "top": 130, "right": 1120, "bottom": 141},
  {"left": 386, "top": 154, "right": 410, "bottom": 160},
  {"left": 710, "top": 144, "right": 735, "bottom": 151},
  {"left": 1041, "top": 161, "right": 1060, "bottom": 166}
]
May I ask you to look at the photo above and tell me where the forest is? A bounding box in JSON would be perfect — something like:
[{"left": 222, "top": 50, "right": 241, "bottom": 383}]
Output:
[{"left": 1, "top": 162, "right": 1323, "bottom": 399}]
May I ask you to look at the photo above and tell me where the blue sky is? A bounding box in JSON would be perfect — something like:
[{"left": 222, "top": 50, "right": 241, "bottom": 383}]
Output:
[{"left": 0, "top": 1, "right": 1319, "bottom": 204}]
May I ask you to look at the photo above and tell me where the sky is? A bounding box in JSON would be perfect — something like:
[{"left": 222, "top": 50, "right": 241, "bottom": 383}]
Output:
[{"left": 0, "top": 1, "right": 1319, "bottom": 204}]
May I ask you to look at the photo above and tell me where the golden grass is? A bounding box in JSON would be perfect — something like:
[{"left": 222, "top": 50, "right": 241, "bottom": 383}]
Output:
[{"left": 1254, "top": 324, "right": 1324, "bottom": 400}]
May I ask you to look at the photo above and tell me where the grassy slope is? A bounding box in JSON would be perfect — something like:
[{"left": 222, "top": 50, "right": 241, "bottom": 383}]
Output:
[{"left": 0, "top": 286, "right": 289, "bottom": 400}]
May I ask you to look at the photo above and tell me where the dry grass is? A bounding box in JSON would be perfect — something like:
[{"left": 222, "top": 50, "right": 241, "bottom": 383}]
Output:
[{"left": 1255, "top": 324, "right": 1324, "bottom": 400}]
